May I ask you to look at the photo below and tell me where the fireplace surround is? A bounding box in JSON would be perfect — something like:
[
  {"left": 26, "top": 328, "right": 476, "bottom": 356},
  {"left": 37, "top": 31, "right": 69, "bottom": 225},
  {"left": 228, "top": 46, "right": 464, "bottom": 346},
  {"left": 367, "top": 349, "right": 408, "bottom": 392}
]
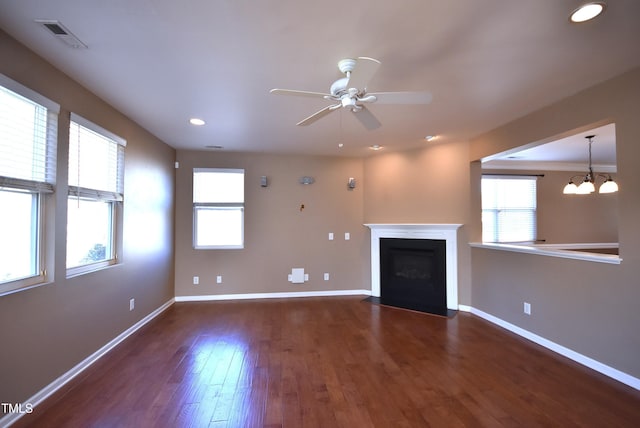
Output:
[{"left": 365, "top": 224, "right": 462, "bottom": 311}]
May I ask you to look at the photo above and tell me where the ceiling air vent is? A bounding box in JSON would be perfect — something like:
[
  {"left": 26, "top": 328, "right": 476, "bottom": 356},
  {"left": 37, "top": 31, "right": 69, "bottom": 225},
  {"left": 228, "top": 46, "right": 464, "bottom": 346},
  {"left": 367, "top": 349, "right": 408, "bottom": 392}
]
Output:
[{"left": 35, "top": 20, "right": 87, "bottom": 49}]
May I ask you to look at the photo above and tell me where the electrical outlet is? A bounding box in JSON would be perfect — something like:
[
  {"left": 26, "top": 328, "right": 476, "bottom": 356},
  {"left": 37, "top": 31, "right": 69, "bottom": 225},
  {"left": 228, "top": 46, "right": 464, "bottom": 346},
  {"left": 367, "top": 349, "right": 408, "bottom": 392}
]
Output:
[
  {"left": 129, "top": 298, "right": 135, "bottom": 311},
  {"left": 524, "top": 302, "right": 531, "bottom": 315},
  {"left": 216, "top": 275, "right": 222, "bottom": 284},
  {"left": 344, "top": 232, "right": 350, "bottom": 240},
  {"left": 193, "top": 276, "right": 199, "bottom": 285},
  {"left": 324, "top": 273, "right": 330, "bottom": 281},
  {"left": 328, "top": 232, "right": 334, "bottom": 240}
]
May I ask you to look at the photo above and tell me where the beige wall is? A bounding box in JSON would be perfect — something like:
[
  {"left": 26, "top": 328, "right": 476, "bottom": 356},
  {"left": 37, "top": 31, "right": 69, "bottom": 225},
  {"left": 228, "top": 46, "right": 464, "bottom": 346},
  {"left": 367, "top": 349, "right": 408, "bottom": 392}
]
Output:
[
  {"left": 363, "top": 140, "right": 472, "bottom": 305},
  {"left": 483, "top": 169, "right": 618, "bottom": 244},
  {"left": 174, "top": 151, "right": 368, "bottom": 296},
  {"left": 0, "top": 32, "right": 176, "bottom": 404},
  {"left": 470, "top": 68, "right": 640, "bottom": 378}
]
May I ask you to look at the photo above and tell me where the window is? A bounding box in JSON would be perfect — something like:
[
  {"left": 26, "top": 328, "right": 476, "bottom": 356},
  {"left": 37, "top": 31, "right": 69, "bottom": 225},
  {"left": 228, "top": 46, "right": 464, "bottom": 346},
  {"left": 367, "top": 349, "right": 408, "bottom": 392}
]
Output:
[
  {"left": 0, "top": 75, "right": 58, "bottom": 295},
  {"left": 67, "top": 114, "right": 125, "bottom": 274},
  {"left": 482, "top": 175, "right": 537, "bottom": 243},
  {"left": 193, "top": 168, "right": 244, "bottom": 249}
]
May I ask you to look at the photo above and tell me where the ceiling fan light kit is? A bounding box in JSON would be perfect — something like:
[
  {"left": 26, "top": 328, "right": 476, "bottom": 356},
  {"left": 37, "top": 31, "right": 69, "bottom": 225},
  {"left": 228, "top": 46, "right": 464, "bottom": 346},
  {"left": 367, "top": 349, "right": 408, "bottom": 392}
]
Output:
[
  {"left": 270, "top": 57, "right": 432, "bottom": 131},
  {"left": 562, "top": 135, "right": 618, "bottom": 195}
]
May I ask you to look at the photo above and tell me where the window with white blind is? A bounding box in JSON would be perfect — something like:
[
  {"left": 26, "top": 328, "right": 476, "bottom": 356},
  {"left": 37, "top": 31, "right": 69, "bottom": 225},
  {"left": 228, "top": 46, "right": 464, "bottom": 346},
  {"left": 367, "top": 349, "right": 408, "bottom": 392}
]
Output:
[
  {"left": 193, "top": 168, "right": 245, "bottom": 249},
  {"left": 67, "top": 114, "right": 125, "bottom": 275},
  {"left": 482, "top": 175, "right": 538, "bottom": 243},
  {"left": 0, "top": 74, "right": 59, "bottom": 295}
]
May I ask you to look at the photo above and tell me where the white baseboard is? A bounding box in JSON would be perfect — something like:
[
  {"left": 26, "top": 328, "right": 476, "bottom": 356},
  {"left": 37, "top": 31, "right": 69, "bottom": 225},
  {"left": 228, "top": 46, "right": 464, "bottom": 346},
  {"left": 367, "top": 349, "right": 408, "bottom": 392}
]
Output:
[
  {"left": 175, "top": 289, "right": 372, "bottom": 302},
  {"left": 467, "top": 306, "right": 640, "bottom": 391},
  {"left": 457, "top": 304, "right": 472, "bottom": 312},
  {"left": 1, "top": 298, "right": 175, "bottom": 428}
]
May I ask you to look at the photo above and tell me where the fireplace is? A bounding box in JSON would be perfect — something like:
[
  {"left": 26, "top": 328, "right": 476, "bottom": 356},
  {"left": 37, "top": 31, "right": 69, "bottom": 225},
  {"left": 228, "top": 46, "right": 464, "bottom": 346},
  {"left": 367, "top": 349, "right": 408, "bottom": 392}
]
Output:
[
  {"left": 365, "top": 224, "right": 461, "bottom": 314},
  {"left": 380, "top": 238, "right": 447, "bottom": 314}
]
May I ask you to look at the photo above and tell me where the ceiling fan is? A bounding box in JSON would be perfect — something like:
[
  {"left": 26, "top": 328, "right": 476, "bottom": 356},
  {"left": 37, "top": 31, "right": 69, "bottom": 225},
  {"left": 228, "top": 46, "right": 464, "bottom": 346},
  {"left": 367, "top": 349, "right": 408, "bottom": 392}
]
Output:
[{"left": 270, "top": 57, "right": 432, "bottom": 130}]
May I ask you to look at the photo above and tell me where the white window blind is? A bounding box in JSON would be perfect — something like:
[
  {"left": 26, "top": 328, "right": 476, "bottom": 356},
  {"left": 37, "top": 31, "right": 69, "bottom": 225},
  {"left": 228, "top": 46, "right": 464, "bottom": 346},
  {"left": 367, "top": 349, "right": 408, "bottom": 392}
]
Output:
[
  {"left": 68, "top": 113, "right": 125, "bottom": 201},
  {"left": 0, "top": 75, "right": 58, "bottom": 193},
  {"left": 482, "top": 176, "right": 537, "bottom": 243},
  {"left": 193, "top": 168, "right": 244, "bottom": 203}
]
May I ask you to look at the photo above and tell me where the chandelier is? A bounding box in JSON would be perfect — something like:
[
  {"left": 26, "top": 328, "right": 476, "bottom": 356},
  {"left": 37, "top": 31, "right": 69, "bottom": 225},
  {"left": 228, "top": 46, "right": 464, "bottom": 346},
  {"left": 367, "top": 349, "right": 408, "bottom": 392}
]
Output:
[{"left": 563, "top": 135, "right": 618, "bottom": 194}]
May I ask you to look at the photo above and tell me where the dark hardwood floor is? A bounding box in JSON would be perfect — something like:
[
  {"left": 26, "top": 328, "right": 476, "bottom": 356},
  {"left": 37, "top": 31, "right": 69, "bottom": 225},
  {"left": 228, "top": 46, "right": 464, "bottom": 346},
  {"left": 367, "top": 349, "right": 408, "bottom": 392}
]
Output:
[{"left": 14, "top": 296, "right": 640, "bottom": 427}]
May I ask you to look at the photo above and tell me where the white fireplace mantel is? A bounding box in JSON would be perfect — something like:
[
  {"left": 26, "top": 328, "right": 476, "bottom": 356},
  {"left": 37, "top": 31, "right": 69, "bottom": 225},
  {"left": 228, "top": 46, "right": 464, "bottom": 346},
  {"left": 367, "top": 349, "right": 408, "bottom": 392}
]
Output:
[{"left": 364, "top": 224, "right": 462, "bottom": 310}]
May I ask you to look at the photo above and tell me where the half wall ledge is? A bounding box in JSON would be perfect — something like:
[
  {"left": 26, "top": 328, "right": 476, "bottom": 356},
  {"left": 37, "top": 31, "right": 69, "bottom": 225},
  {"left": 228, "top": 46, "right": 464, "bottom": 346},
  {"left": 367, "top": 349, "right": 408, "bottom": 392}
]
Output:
[{"left": 470, "top": 242, "right": 622, "bottom": 265}]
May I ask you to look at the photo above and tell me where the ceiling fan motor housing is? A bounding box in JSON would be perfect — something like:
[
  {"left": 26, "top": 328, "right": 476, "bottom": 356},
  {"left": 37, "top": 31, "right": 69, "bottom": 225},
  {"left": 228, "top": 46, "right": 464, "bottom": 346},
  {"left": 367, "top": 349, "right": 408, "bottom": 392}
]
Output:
[{"left": 330, "top": 77, "right": 348, "bottom": 97}]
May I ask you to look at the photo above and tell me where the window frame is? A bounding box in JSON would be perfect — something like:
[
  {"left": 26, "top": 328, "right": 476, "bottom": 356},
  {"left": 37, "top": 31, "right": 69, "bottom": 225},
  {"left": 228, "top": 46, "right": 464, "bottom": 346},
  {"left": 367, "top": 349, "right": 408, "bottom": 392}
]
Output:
[
  {"left": 0, "top": 74, "right": 58, "bottom": 296},
  {"left": 192, "top": 168, "right": 245, "bottom": 250},
  {"left": 66, "top": 113, "right": 125, "bottom": 277},
  {"left": 481, "top": 174, "right": 538, "bottom": 243},
  {"left": 66, "top": 196, "right": 119, "bottom": 277}
]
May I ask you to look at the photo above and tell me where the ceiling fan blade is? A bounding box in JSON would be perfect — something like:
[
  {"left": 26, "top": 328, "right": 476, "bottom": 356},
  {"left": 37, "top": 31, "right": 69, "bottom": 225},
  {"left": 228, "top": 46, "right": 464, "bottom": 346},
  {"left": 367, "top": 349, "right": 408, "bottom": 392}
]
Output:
[
  {"left": 353, "top": 106, "right": 381, "bottom": 130},
  {"left": 368, "top": 91, "right": 433, "bottom": 104},
  {"left": 345, "top": 57, "right": 381, "bottom": 92},
  {"left": 270, "top": 88, "right": 331, "bottom": 98},
  {"left": 297, "top": 104, "right": 339, "bottom": 126}
]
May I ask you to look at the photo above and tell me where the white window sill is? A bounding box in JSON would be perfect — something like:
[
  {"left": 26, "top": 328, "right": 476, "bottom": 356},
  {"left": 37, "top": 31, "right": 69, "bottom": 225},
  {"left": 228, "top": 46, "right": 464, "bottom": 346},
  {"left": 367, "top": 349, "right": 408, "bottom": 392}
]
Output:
[
  {"left": 66, "top": 259, "right": 119, "bottom": 278},
  {"left": 469, "top": 242, "right": 621, "bottom": 265},
  {"left": 0, "top": 279, "right": 53, "bottom": 297}
]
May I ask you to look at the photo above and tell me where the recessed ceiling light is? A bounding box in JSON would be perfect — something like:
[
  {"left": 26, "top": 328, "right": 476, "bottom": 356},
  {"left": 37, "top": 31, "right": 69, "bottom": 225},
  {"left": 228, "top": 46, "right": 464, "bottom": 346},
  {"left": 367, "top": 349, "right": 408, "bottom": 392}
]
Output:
[
  {"left": 338, "top": 143, "right": 344, "bottom": 148},
  {"left": 570, "top": 2, "right": 606, "bottom": 23},
  {"left": 370, "top": 144, "right": 383, "bottom": 151},
  {"left": 189, "top": 118, "right": 205, "bottom": 126},
  {"left": 425, "top": 135, "right": 437, "bottom": 142}
]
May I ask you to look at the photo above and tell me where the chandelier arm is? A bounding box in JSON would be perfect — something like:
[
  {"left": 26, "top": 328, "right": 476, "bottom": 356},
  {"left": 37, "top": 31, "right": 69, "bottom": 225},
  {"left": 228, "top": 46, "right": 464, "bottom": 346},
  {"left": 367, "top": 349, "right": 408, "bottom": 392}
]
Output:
[{"left": 567, "top": 174, "right": 583, "bottom": 183}]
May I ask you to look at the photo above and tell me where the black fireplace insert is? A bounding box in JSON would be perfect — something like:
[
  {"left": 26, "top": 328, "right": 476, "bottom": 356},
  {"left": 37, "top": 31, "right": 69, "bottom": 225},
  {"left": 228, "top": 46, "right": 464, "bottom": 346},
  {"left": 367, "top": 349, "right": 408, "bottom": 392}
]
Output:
[{"left": 379, "top": 238, "right": 447, "bottom": 315}]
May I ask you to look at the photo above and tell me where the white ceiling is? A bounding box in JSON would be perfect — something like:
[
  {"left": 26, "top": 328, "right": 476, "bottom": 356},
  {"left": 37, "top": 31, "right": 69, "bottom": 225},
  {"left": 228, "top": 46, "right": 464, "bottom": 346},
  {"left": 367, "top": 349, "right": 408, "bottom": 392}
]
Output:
[
  {"left": 482, "top": 123, "right": 617, "bottom": 171},
  {"left": 1, "top": 0, "right": 639, "bottom": 158}
]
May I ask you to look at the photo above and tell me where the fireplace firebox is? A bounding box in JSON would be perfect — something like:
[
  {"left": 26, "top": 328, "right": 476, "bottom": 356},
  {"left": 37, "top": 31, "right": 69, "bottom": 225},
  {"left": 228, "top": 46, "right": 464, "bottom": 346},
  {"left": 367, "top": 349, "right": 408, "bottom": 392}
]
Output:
[{"left": 380, "top": 238, "right": 447, "bottom": 315}]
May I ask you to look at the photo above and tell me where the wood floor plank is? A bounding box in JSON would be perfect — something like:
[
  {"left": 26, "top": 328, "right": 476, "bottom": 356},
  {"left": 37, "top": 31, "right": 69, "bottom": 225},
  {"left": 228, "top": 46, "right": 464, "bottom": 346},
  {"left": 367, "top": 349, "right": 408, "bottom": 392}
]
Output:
[{"left": 13, "top": 296, "right": 640, "bottom": 427}]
